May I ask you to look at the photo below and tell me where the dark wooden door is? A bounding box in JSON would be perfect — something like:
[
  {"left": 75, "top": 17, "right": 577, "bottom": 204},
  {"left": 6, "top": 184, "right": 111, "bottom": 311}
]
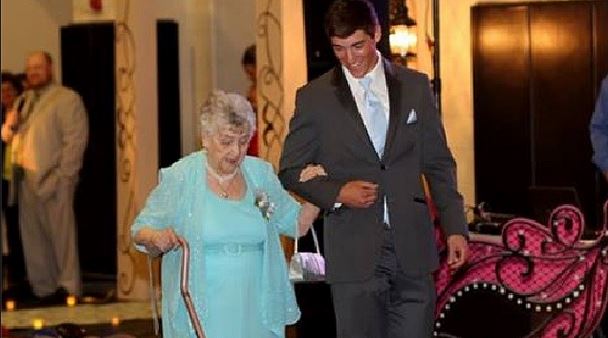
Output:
[
  {"left": 61, "top": 23, "right": 117, "bottom": 277},
  {"left": 157, "top": 20, "right": 182, "bottom": 169},
  {"left": 529, "top": 2, "right": 597, "bottom": 225},
  {"left": 472, "top": 1, "right": 608, "bottom": 229},
  {"left": 472, "top": 4, "right": 531, "bottom": 215}
]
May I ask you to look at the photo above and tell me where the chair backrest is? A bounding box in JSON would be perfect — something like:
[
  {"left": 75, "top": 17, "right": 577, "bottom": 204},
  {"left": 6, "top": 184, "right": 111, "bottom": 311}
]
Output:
[
  {"left": 527, "top": 185, "right": 581, "bottom": 223},
  {"left": 433, "top": 203, "right": 608, "bottom": 338}
]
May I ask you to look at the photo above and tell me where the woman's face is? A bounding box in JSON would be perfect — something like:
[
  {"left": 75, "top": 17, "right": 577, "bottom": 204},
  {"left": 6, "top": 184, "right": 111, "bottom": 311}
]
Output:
[
  {"left": 204, "top": 124, "right": 250, "bottom": 175},
  {"left": 1, "top": 81, "right": 18, "bottom": 110}
]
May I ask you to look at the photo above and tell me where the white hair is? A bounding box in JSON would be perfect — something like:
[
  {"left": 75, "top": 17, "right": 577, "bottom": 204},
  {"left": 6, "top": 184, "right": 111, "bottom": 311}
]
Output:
[{"left": 199, "top": 90, "right": 256, "bottom": 138}]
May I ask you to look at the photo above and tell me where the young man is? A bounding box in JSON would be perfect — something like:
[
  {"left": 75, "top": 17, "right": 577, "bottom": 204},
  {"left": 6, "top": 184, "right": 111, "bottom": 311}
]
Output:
[{"left": 279, "top": 1, "right": 468, "bottom": 337}]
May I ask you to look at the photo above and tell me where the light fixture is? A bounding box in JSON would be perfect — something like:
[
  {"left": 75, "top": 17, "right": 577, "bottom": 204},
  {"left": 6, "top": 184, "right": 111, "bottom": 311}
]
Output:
[
  {"left": 66, "top": 295, "right": 77, "bottom": 307},
  {"left": 389, "top": 0, "right": 417, "bottom": 59},
  {"left": 33, "top": 319, "right": 44, "bottom": 330}
]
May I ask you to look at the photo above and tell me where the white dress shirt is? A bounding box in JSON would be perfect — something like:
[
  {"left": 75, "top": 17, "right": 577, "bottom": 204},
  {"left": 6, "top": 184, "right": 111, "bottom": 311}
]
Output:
[{"left": 340, "top": 51, "right": 391, "bottom": 225}]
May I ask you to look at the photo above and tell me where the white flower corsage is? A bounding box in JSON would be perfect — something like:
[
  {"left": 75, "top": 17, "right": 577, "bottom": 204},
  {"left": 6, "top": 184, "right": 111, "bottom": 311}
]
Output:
[{"left": 255, "top": 190, "right": 275, "bottom": 220}]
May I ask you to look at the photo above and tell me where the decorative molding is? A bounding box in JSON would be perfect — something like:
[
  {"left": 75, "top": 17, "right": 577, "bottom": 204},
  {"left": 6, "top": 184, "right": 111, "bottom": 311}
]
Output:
[
  {"left": 256, "top": 0, "right": 285, "bottom": 170},
  {"left": 115, "top": 0, "right": 137, "bottom": 297}
]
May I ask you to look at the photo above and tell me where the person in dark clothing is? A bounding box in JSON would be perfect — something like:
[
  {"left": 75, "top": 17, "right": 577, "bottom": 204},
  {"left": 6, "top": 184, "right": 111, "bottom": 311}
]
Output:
[{"left": 1, "top": 72, "right": 27, "bottom": 304}]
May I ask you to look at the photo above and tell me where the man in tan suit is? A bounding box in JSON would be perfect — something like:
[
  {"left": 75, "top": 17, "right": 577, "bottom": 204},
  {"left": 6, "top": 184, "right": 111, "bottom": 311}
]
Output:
[{"left": 1, "top": 51, "right": 88, "bottom": 301}]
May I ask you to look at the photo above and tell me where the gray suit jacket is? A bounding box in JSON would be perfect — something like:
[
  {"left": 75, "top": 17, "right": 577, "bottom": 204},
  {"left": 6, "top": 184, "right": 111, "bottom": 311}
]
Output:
[
  {"left": 14, "top": 84, "right": 88, "bottom": 200},
  {"left": 279, "top": 59, "right": 467, "bottom": 283}
]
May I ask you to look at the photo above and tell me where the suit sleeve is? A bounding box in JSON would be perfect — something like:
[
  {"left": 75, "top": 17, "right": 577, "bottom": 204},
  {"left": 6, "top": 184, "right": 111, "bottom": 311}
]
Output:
[
  {"left": 418, "top": 75, "right": 467, "bottom": 237},
  {"left": 590, "top": 76, "right": 608, "bottom": 172},
  {"left": 279, "top": 88, "right": 344, "bottom": 210},
  {"left": 57, "top": 92, "right": 89, "bottom": 179}
]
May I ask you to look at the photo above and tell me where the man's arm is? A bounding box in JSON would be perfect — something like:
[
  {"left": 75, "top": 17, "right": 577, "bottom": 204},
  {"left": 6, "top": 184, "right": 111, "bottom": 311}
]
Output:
[
  {"left": 57, "top": 92, "right": 89, "bottom": 179},
  {"left": 1, "top": 96, "right": 24, "bottom": 143},
  {"left": 590, "top": 76, "right": 608, "bottom": 180},
  {"left": 1, "top": 110, "right": 18, "bottom": 142},
  {"left": 279, "top": 89, "right": 345, "bottom": 209},
  {"left": 418, "top": 74, "right": 467, "bottom": 238}
]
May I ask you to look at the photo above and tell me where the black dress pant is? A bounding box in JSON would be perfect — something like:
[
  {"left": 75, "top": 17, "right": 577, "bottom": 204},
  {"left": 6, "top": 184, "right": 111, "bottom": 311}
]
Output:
[
  {"left": 331, "top": 227, "right": 436, "bottom": 338},
  {"left": 2, "top": 178, "right": 26, "bottom": 293}
]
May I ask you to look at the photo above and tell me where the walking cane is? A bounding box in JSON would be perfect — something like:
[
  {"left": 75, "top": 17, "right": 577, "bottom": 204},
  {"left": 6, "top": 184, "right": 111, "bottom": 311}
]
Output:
[{"left": 178, "top": 237, "right": 206, "bottom": 338}]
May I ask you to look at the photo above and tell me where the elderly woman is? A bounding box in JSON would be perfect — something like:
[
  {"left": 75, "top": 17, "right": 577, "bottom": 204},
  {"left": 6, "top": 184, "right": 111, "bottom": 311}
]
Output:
[{"left": 131, "top": 91, "right": 321, "bottom": 338}]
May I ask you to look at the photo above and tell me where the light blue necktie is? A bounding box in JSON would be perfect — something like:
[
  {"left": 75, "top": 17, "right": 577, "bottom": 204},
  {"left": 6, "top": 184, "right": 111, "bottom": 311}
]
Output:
[
  {"left": 360, "top": 76, "right": 388, "bottom": 156},
  {"left": 360, "top": 76, "right": 390, "bottom": 225}
]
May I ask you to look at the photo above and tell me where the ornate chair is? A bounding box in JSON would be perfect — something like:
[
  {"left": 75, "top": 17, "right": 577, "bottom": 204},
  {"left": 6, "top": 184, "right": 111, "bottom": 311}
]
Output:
[{"left": 433, "top": 203, "right": 608, "bottom": 337}]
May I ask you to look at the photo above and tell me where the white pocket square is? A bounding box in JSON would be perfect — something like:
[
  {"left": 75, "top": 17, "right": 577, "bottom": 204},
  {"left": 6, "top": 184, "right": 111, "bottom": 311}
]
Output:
[{"left": 406, "top": 109, "right": 417, "bottom": 124}]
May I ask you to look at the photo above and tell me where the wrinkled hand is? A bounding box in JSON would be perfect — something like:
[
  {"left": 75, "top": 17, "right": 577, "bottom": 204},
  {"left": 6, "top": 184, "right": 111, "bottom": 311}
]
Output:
[
  {"left": 447, "top": 234, "right": 469, "bottom": 271},
  {"left": 141, "top": 228, "right": 181, "bottom": 256},
  {"left": 298, "top": 202, "right": 320, "bottom": 236},
  {"left": 337, "top": 180, "right": 378, "bottom": 208},
  {"left": 299, "top": 164, "right": 327, "bottom": 182}
]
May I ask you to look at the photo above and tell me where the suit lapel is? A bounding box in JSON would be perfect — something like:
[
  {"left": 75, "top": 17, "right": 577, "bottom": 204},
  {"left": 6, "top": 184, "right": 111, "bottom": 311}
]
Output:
[
  {"left": 383, "top": 60, "right": 405, "bottom": 162},
  {"left": 331, "top": 67, "right": 378, "bottom": 155}
]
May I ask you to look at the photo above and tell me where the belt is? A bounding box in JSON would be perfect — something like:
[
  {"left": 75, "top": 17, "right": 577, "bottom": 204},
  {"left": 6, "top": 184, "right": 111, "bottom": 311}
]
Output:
[{"left": 204, "top": 242, "right": 263, "bottom": 255}]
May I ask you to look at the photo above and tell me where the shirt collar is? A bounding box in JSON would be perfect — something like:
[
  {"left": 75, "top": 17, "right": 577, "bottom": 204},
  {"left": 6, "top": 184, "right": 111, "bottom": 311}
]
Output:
[
  {"left": 342, "top": 50, "right": 384, "bottom": 88},
  {"left": 33, "top": 83, "right": 53, "bottom": 98}
]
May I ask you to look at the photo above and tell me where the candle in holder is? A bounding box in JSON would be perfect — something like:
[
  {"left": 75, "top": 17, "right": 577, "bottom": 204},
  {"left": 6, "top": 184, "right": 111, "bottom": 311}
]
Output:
[
  {"left": 111, "top": 316, "right": 120, "bottom": 326},
  {"left": 66, "top": 295, "right": 76, "bottom": 307},
  {"left": 33, "top": 319, "right": 44, "bottom": 330},
  {"left": 5, "top": 300, "right": 15, "bottom": 311}
]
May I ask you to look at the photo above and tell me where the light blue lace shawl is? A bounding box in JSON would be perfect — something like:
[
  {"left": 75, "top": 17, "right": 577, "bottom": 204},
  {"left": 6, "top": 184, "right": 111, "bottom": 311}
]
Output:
[{"left": 131, "top": 151, "right": 301, "bottom": 337}]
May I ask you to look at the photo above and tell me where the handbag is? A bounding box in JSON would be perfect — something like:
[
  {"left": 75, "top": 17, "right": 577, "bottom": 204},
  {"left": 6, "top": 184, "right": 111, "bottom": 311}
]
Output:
[{"left": 289, "top": 223, "right": 325, "bottom": 282}]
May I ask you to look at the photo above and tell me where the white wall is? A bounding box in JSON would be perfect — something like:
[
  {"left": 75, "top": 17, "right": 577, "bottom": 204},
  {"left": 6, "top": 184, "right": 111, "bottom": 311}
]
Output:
[
  {"left": 211, "top": 0, "right": 256, "bottom": 96},
  {"left": 1, "top": 0, "right": 72, "bottom": 82},
  {"left": 150, "top": 0, "right": 214, "bottom": 154}
]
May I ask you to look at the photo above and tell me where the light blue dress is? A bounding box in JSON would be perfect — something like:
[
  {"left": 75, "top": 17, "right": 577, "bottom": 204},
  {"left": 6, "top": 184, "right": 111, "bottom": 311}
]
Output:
[{"left": 131, "top": 151, "right": 301, "bottom": 338}]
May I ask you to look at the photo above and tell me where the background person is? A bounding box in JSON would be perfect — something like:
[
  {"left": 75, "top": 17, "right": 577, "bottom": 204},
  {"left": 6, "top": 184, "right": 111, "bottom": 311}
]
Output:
[
  {"left": 1, "top": 72, "right": 27, "bottom": 301},
  {"left": 1, "top": 51, "right": 88, "bottom": 303}
]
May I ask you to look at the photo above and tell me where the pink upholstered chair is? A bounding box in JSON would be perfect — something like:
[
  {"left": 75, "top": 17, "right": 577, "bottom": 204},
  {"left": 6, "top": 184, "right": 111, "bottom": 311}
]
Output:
[{"left": 433, "top": 203, "right": 608, "bottom": 337}]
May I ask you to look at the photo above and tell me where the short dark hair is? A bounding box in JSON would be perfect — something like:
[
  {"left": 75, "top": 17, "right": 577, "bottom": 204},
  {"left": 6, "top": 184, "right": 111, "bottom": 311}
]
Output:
[
  {"left": 1, "top": 72, "right": 24, "bottom": 94},
  {"left": 241, "top": 44, "right": 256, "bottom": 67},
  {"left": 324, "top": 0, "right": 379, "bottom": 39}
]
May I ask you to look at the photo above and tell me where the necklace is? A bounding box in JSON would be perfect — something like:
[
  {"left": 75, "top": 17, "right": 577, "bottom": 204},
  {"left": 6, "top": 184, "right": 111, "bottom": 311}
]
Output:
[{"left": 206, "top": 163, "right": 239, "bottom": 198}]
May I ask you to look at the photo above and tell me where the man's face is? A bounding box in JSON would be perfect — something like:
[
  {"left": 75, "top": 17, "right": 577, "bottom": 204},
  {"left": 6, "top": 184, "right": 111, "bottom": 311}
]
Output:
[
  {"left": 26, "top": 53, "right": 52, "bottom": 89},
  {"left": 243, "top": 64, "right": 256, "bottom": 82},
  {"left": 330, "top": 27, "right": 380, "bottom": 79}
]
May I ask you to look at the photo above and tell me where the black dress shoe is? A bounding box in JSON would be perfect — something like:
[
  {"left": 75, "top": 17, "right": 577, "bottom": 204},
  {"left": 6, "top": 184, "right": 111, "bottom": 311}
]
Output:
[
  {"left": 39, "top": 287, "right": 71, "bottom": 306},
  {"left": 2, "top": 285, "right": 40, "bottom": 308}
]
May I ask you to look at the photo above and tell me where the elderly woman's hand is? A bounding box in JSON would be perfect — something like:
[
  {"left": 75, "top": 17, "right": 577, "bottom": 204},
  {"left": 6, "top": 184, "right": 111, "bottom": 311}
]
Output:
[
  {"left": 299, "top": 164, "right": 327, "bottom": 182},
  {"left": 298, "top": 202, "right": 320, "bottom": 237},
  {"left": 134, "top": 227, "right": 181, "bottom": 257}
]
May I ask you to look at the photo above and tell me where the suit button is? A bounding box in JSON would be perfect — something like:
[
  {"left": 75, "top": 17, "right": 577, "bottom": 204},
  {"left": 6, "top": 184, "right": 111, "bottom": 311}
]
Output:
[{"left": 380, "top": 164, "right": 386, "bottom": 170}]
